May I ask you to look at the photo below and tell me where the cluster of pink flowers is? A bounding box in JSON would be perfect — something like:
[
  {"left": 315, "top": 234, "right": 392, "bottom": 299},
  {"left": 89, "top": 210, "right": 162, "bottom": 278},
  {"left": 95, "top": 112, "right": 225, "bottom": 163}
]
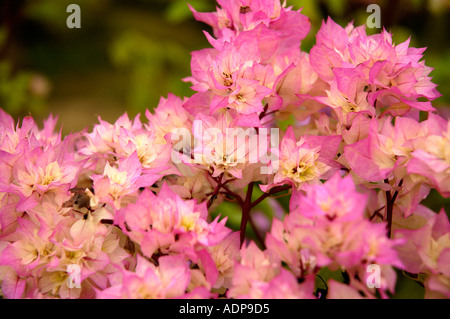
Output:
[{"left": 0, "top": 0, "right": 449, "bottom": 299}]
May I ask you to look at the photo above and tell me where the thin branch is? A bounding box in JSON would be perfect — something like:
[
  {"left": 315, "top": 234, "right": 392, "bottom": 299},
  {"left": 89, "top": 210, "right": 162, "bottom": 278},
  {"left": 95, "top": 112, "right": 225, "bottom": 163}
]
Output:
[
  {"left": 369, "top": 205, "right": 385, "bottom": 221},
  {"left": 239, "top": 182, "right": 254, "bottom": 247},
  {"left": 385, "top": 179, "right": 393, "bottom": 238},
  {"left": 385, "top": 178, "right": 403, "bottom": 238},
  {"left": 391, "top": 179, "right": 403, "bottom": 204},
  {"left": 251, "top": 184, "right": 292, "bottom": 208},
  {"left": 207, "top": 174, "right": 223, "bottom": 208},
  {"left": 222, "top": 184, "right": 244, "bottom": 207},
  {"left": 258, "top": 103, "right": 269, "bottom": 120}
]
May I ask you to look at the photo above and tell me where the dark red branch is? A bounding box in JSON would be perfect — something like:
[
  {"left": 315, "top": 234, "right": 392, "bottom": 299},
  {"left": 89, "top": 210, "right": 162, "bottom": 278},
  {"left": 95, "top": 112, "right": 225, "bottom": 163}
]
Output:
[
  {"left": 251, "top": 184, "right": 292, "bottom": 208},
  {"left": 207, "top": 174, "right": 223, "bottom": 208},
  {"left": 239, "top": 182, "right": 254, "bottom": 247},
  {"left": 385, "top": 179, "right": 403, "bottom": 238}
]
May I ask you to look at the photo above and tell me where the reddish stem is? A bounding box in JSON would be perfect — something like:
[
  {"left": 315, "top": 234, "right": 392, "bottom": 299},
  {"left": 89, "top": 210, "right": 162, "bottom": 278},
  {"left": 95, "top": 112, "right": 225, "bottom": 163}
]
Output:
[
  {"left": 222, "top": 184, "right": 244, "bottom": 207},
  {"left": 238, "top": 184, "right": 292, "bottom": 247},
  {"left": 385, "top": 179, "right": 403, "bottom": 238},
  {"left": 239, "top": 182, "right": 254, "bottom": 247},
  {"left": 258, "top": 103, "right": 269, "bottom": 121},
  {"left": 207, "top": 174, "right": 223, "bottom": 208},
  {"left": 251, "top": 184, "right": 292, "bottom": 208}
]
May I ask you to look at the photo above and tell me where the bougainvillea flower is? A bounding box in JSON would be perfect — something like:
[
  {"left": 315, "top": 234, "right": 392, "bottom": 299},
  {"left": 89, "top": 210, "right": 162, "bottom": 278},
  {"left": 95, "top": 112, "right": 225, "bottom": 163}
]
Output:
[
  {"left": 261, "top": 126, "right": 341, "bottom": 191},
  {"left": 407, "top": 114, "right": 450, "bottom": 197},
  {"left": 395, "top": 209, "right": 450, "bottom": 298},
  {"left": 115, "top": 183, "right": 230, "bottom": 259},
  {"left": 97, "top": 255, "right": 191, "bottom": 299}
]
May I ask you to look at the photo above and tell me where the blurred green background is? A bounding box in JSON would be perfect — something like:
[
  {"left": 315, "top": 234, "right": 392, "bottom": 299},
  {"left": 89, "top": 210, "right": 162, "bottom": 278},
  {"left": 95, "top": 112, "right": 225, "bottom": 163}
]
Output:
[{"left": 1, "top": 0, "right": 449, "bottom": 134}]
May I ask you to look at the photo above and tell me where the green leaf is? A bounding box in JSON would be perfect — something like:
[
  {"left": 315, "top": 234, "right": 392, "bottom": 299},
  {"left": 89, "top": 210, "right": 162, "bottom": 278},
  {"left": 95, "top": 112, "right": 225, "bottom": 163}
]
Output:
[{"left": 325, "top": 0, "right": 347, "bottom": 16}]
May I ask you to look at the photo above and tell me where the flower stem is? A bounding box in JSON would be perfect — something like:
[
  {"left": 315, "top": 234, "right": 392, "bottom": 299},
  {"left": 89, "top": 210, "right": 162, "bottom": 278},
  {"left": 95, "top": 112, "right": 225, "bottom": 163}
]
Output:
[
  {"left": 207, "top": 174, "right": 223, "bottom": 208},
  {"left": 239, "top": 182, "right": 254, "bottom": 247},
  {"left": 251, "top": 184, "right": 292, "bottom": 208},
  {"left": 258, "top": 103, "right": 269, "bottom": 120},
  {"left": 238, "top": 184, "right": 292, "bottom": 247},
  {"left": 385, "top": 178, "right": 403, "bottom": 238}
]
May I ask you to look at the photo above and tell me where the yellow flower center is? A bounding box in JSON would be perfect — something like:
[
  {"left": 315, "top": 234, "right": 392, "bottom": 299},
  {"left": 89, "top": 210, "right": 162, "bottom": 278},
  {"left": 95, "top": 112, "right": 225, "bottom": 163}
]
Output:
[{"left": 39, "top": 162, "right": 62, "bottom": 186}]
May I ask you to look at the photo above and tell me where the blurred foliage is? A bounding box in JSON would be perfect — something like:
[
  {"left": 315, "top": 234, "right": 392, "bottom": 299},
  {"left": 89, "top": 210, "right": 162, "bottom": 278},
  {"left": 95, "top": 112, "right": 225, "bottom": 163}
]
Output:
[
  {"left": 0, "top": 22, "right": 48, "bottom": 116},
  {"left": 392, "top": 269, "right": 425, "bottom": 298},
  {"left": 314, "top": 267, "right": 347, "bottom": 298},
  {"left": 0, "top": 59, "right": 48, "bottom": 116},
  {"left": 109, "top": 30, "right": 190, "bottom": 113}
]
